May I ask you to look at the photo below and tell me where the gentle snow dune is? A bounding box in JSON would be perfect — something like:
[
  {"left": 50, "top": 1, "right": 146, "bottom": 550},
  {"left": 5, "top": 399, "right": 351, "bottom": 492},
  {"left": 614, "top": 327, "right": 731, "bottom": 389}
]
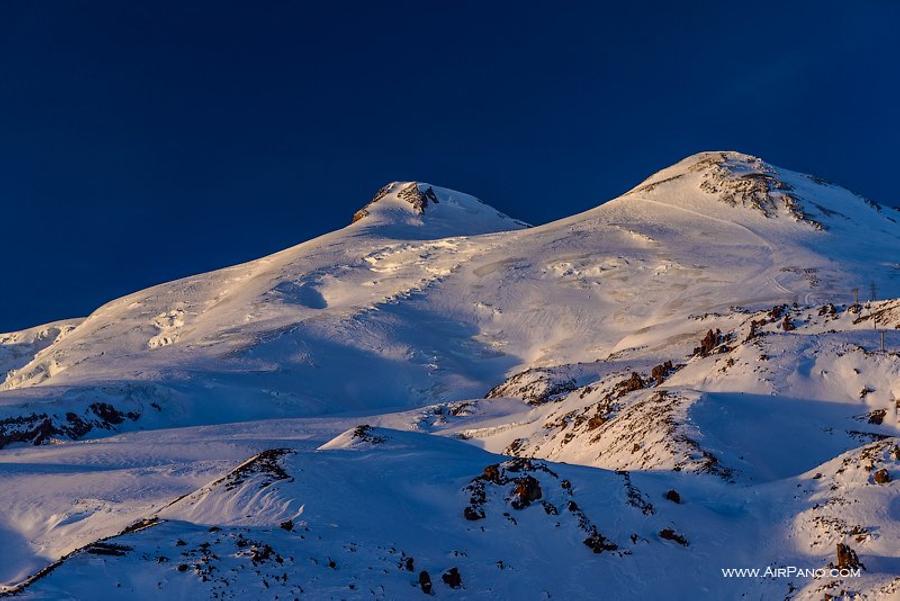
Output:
[{"left": 0, "top": 152, "right": 898, "bottom": 599}]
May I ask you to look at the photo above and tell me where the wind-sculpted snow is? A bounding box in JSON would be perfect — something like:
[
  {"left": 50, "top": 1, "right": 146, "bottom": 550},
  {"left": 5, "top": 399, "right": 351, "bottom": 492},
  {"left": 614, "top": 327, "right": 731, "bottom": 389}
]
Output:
[{"left": 1, "top": 152, "right": 899, "bottom": 599}]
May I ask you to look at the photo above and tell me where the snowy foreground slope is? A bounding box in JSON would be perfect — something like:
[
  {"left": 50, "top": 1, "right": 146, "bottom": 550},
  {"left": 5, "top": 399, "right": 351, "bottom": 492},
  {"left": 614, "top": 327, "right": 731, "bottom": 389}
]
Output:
[{"left": 0, "top": 153, "right": 898, "bottom": 599}]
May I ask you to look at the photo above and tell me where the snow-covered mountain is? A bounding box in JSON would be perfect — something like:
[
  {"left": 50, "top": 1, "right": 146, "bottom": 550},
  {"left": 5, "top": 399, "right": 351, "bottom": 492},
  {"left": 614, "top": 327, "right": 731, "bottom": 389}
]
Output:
[{"left": 1, "top": 152, "right": 897, "bottom": 600}]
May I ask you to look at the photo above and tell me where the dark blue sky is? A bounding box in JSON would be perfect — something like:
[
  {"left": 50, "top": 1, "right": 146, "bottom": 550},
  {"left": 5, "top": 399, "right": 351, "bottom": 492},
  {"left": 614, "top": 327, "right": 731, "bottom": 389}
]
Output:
[{"left": 1, "top": 1, "right": 897, "bottom": 331}]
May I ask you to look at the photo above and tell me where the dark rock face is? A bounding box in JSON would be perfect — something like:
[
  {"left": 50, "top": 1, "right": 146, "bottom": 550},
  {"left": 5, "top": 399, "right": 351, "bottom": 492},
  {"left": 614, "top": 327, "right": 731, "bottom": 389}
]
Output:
[
  {"left": 664, "top": 489, "right": 681, "bottom": 504},
  {"left": 651, "top": 361, "right": 675, "bottom": 386},
  {"left": 835, "top": 543, "right": 863, "bottom": 570},
  {"left": 351, "top": 182, "right": 438, "bottom": 224},
  {"left": 0, "top": 404, "right": 141, "bottom": 449},
  {"left": 694, "top": 329, "right": 724, "bottom": 357},
  {"left": 482, "top": 464, "right": 502, "bottom": 484},
  {"left": 418, "top": 570, "right": 433, "bottom": 594},
  {"left": 441, "top": 567, "right": 462, "bottom": 589},
  {"left": 510, "top": 475, "right": 543, "bottom": 509},
  {"left": 867, "top": 409, "right": 886, "bottom": 425},
  {"left": 615, "top": 372, "right": 645, "bottom": 396}
]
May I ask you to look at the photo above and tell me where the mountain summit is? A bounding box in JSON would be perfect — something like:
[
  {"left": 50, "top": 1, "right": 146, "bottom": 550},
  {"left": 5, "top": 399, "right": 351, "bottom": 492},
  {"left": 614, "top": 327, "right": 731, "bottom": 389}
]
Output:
[
  {"left": 349, "top": 181, "right": 528, "bottom": 238},
  {"left": 621, "top": 151, "right": 897, "bottom": 233}
]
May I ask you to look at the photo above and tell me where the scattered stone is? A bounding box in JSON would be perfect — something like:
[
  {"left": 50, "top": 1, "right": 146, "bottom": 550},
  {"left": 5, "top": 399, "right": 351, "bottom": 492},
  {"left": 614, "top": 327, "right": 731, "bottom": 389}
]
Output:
[
  {"left": 651, "top": 361, "right": 675, "bottom": 385},
  {"left": 586, "top": 415, "right": 606, "bottom": 430},
  {"left": 659, "top": 528, "right": 689, "bottom": 546},
  {"left": 615, "top": 372, "right": 645, "bottom": 396},
  {"left": 418, "top": 570, "right": 433, "bottom": 594},
  {"left": 867, "top": 409, "right": 886, "bottom": 425},
  {"left": 583, "top": 531, "right": 618, "bottom": 553},
  {"left": 482, "top": 464, "right": 502, "bottom": 484},
  {"left": 768, "top": 305, "right": 785, "bottom": 320},
  {"left": 441, "top": 567, "right": 462, "bottom": 589},
  {"left": 873, "top": 468, "right": 890, "bottom": 484},
  {"left": 664, "top": 489, "right": 681, "bottom": 504},
  {"left": 279, "top": 519, "right": 294, "bottom": 531},
  {"left": 694, "top": 329, "right": 724, "bottom": 357},
  {"left": 818, "top": 303, "right": 838, "bottom": 318},
  {"left": 463, "top": 506, "right": 485, "bottom": 521}
]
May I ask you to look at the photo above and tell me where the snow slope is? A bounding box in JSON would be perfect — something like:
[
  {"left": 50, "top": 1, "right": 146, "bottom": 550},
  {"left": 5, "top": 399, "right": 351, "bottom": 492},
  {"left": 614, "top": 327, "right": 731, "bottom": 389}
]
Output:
[{"left": 0, "top": 152, "right": 898, "bottom": 599}]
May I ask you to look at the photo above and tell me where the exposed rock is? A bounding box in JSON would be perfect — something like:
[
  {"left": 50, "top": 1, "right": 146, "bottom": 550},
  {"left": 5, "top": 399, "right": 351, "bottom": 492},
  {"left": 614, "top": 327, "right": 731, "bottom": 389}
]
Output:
[
  {"left": 818, "top": 303, "right": 838, "bottom": 318},
  {"left": 463, "top": 506, "right": 485, "bottom": 521},
  {"left": 510, "top": 475, "right": 543, "bottom": 509},
  {"left": 620, "top": 372, "right": 645, "bottom": 394},
  {"left": 586, "top": 415, "right": 606, "bottom": 430},
  {"left": 872, "top": 468, "right": 890, "bottom": 484},
  {"left": 694, "top": 329, "right": 724, "bottom": 357},
  {"left": 583, "top": 531, "right": 618, "bottom": 553},
  {"left": 418, "top": 570, "right": 432, "bottom": 594},
  {"left": 351, "top": 424, "right": 385, "bottom": 444},
  {"left": 781, "top": 315, "right": 795, "bottom": 331},
  {"left": 659, "top": 528, "right": 688, "bottom": 546},
  {"left": 835, "top": 543, "right": 863, "bottom": 570},
  {"left": 867, "top": 409, "right": 886, "bottom": 425},
  {"left": 400, "top": 555, "right": 414, "bottom": 572},
  {"left": 441, "top": 567, "right": 462, "bottom": 589},
  {"left": 664, "top": 489, "right": 681, "bottom": 504},
  {"left": 222, "top": 448, "right": 292, "bottom": 491},
  {"left": 84, "top": 542, "right": 131, "bottom": 556},
  {"left": 482, "top": 464, "right": 502, "bottom": 484},
  {"left": 486, "top": 367, "right": 578, "bottom": 405},
  {"left": 0, "top": 405, "right": 141, "bottom": 449},
  {"left": 693, "top": 153, "right": 822, "bottom": 228},
  {"left": 650, "top": 361, "right": 675, "bottom": 386}
]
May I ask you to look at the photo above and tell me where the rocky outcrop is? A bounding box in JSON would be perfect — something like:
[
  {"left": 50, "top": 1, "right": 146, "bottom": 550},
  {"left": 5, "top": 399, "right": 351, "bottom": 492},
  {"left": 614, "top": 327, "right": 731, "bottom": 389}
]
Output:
[{"left": 0, "top": 403, "right": 141, "bottom": 449}]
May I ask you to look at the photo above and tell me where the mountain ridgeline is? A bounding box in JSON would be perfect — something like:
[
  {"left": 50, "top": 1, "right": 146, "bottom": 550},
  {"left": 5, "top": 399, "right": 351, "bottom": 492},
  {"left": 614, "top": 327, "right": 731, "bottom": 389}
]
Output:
[{"left": 0, "top": 152, "right": 897, "bottom": 600}]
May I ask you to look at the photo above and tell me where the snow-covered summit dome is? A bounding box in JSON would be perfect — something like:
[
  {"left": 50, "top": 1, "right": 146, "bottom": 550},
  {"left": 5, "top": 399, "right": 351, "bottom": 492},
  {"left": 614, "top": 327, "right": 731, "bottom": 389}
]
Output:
[{"left": 349, "top": 181, "right": 528, "bottom": 238}]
